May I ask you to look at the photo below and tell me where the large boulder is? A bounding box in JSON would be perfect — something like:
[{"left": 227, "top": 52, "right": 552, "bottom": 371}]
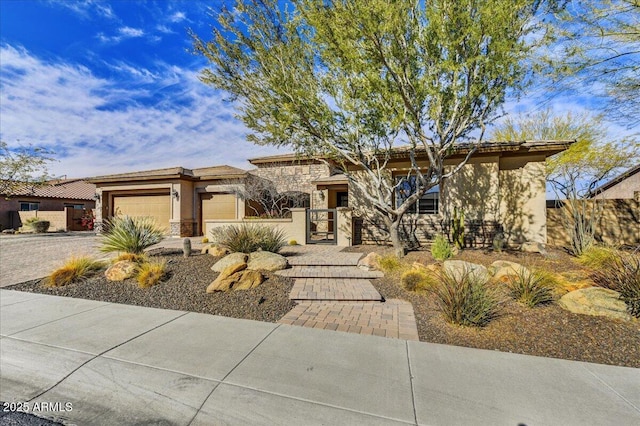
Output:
[
  {"left": 247, "top": 251, "right": 288, "bottom": 272},
  {"left": 443, "top": 260, "right": 489, "bottom": 282},
  {"left": 558, "top": 287, "right": 632, "bottom": 321},
  {"left": 521, "top": 242, "right": 547, "bottom": 255},
  {"left": 233, "top": 270, "right": 265, "bottom": 290},
  {"left": 489, "top": 260, "right": 529, "bottom": 282},
  {"left": 202, "top": 244, "right": 229, "bottom": 257},
  {"left": 358, "top": 252, "right": 382, "bottom": 271},
  {"left": 105, "top": 260, "right": 137, "bottom": 282},
  {"left": 211, "top": 252, "right": 249, "bottom": 272}
]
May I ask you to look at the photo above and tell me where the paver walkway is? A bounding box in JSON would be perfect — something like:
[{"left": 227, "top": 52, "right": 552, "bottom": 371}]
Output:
[{"left": 277, "top": 245, "right": 419, "bottom": 341}]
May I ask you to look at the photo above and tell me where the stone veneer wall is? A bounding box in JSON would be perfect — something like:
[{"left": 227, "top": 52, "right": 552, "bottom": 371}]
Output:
[{"left": 250, "top": 162, "right": 332, "bottom": 210}]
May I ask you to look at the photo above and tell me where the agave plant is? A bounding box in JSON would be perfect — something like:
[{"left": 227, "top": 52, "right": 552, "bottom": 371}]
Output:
[{"left": 100, "top": 216, "right": 165, "bottom": 255}]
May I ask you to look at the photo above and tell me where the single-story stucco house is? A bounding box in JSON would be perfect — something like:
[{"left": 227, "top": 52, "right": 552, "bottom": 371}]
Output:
[
  {"left": 589, "top": 163, "right": 640, "bottom": 200},
  {"left": 0, "top": 178, "right": 96, "bottom": 231},
  {"left": 89, "top": 140, "right": 571, "bottom": 246}
]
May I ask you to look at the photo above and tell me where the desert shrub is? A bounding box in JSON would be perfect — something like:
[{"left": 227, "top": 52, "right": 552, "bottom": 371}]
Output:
[
  {"left": 378, "top": 254, "right": 403, "bottom": 272},
  {"left": 114, "top": 252, "right": 147, "bottom": 264},
  {"left": 210, "top": 223, "right": 286, "bottom": 253},
  {"left": 592, "top": 252, "right": 640, "bottom": 318},
  {"left": 401, "top": 269, "right": 435, "bottom": 292},
  {"left": 28, "top": 219, "right": 50, "bottom": 233},
  {"left": 431, "top": 234, "right": 453, "bottom": 261},
  {"left": 430, "top": 268, "right": 501, "bottom": 327},
  {"left": 46, "top": 256, "right": 105, "bottom": 287},
  {"left": 100, "top": 216, "right": 165, "bottom": 255},
  {"left": 136, "top": 259, "right": 167, "bottom": 288},
  {"left": 288, "top": 239, "right": 298, "bottom": 245},
  {"left": 577, "top": 245, "right": 619, "bottom": 270},
  {"left": 506, "top": 268, "right": 554, "bottom": 308},
  {"left": 202, "top": 237, "right": 209, "bottom": 244}
]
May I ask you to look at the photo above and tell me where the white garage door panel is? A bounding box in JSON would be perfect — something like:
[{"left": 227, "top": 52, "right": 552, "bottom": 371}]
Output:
[{"left": 113, "top": 195, "right": 170, "bottom": 231}]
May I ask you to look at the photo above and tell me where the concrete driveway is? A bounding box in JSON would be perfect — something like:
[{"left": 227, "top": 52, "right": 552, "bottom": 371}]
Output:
[{"left": 0, "top": 233, "right": 103, "bottom": 288}]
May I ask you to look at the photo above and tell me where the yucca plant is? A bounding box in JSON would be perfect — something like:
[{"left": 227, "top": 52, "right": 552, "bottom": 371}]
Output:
[
  {"left": 430, "top": 268, "right": 501, "bottom": 327},
  {"left": 210, "top": 223, "right": 286, "bottom": 253},
  {"left": 136, "top": 259, "right": 167, "bottom": 288},
  {"left": 46, "top": 256, "right": 105, "bottom": 287},
  {"left": 506, "top": 268, "right": 554, "bottom": 308},
  {"left": 100, "top": 216, "right": 165, "bottom": 255}
]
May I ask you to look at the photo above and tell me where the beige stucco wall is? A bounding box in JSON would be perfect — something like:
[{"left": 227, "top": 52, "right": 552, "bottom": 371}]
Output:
[
  {"left": 498, "top": 155, "right": 547, "bottom": 244},
  {"left": 595, "top": 171, "right": 640, "bottom": 200},
  {"left": 348, "top": 154, "right": 548, "bottom": 246}
]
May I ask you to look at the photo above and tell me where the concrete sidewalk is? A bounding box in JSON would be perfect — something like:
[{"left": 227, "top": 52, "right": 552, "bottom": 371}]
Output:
[{"left": 1, "top": 290, "right": 639, "bottom": 425}]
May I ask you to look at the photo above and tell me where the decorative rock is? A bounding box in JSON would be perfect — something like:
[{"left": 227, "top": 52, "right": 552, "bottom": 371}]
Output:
[
  {"left": 558, "top": 287, "right": 632, "bottom": 321},
  {"left": 443, "top": 260, "right": 489, "bottom": 282},
  {"left": 219, "top": 262, "right": 248, "bottom": 280},
  {"left": 201, "top": 244, "right": 212, "bottom": 254},
  {"left": 105, "top": 260, "right": 137, "bottom": 281},
  {"left": 247, "top": 251, "right": 288, "bottom": 271},
  {"left": 489, "top": 260, "right": 529, "bottom": 282},
  {"left": 234, "top": 270, "right": 265, "bottom": 290},
  {"left": 202, "top": 244, "right": 229, "bottom": 257},
  {"left": 521, "top": 242, "right": 547, "bottom": 255},
  {"left": 1, "top": 228, "right": 15, "bottom": 234},
  {"left": 206, "top": 262, "right": 247, "bottom": 293},
  {"left": 211, "top": 252, "right": 249, "bottom": 272},
  {"left": 358, "top": 252, "right": 382, "bottom": 271}
]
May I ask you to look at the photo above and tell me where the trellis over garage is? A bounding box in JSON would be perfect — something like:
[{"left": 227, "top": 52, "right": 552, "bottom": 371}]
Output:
[{"left": 89, "top": 140, "right": 572, "bottom": 246}]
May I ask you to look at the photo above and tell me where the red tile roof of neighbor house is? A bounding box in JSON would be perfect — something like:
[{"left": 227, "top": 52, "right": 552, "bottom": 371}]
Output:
[
  {"left": 248, "top": 140, "right": 575, "bottom": 165},
  {"left": 88, "top": 165, "right": 247, "bottom": 183},
  {"left": 7, "top": 179, "right": 96, "bottom": 200}
]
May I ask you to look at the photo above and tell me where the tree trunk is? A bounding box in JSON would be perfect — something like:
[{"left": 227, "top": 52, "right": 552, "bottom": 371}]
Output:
[{"left": 389, "top": 221, "right": 405, "bottom": 258}]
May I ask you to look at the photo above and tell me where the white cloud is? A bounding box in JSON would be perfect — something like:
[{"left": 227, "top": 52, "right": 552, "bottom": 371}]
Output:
[
  {"left": 47, "top": 0, "right": 115, "bottom": 19},
  {"left": 0, "top": 45, "right": 285, "bottom": 178},
  {"left": 169, "top": 11, "right": 187, "bottom": 23},
  {"left": 119, "top": 26, "right": 144, "bottom": 38}
]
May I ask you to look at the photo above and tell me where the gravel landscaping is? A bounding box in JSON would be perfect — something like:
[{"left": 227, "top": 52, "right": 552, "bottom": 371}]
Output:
[
  {"left": 8, "top": 245, "right": 639, "bottom": 368},
  {"left": 344, "top": 245, "right": 640, "bottom": 368},
  {"left": 9, "top": 249, "right": 296, "bottom": 324}
]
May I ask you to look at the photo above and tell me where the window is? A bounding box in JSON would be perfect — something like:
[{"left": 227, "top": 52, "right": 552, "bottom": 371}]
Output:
[
  {"left": 395, "top": 177, "right": 439, "bottom": 215},
  {"left": 19, "top": 202, "right": 39, "bottom": 211}
]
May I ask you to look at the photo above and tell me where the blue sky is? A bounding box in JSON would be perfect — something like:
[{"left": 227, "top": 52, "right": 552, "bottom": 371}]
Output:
[{"left": 0, "top": 0, "right": 635, "bottom": 179}]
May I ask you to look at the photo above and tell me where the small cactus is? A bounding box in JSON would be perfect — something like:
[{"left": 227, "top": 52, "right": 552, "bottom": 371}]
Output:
[{"left": 183, "top": 238, "right": 192, "bottom": 257}]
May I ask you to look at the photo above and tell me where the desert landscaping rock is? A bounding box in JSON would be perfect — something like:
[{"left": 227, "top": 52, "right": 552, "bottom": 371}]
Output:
[
  {"left": 104, "top": 260, "right": 137, "bottom": 281},
  {"left": 521, "top": 241, "right": 547, "bottom": 255},
  {"left": 207, "top": 262, "right": 248, "bottom": 293},
  {"left": 202, "top": 244, "right": 229, "bottom": 257},
  {"left": 357, "top": 252, "right": 382, "bottom": 271},
  {"left": 558, "top": 287, "right": 633, "bottom": 321},
  {"left": 211, "top": 252, "right": 249, "bottom": 272},
  {"left": 247, "top": 251, "right": 288, "bottom": 271},
  {"left": 489, "top": 260, "right": 529, "bottom": 282},
  {"left": 443, "top": 260, "right": 489, "bottom": 282},
  {"left": 234, "top": 270, "right": 265, "bottom": 290}
]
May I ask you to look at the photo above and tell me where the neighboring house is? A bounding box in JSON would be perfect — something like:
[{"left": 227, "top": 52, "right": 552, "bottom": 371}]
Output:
[
  {"left": 90, "top": 140, "right": 571, "bottom": 246},
  {"left": 589, "top": 164, "right": 640, "bottom": 200},
  {"left": 0, "top": 179, "right": 96, "bottom": 231}
]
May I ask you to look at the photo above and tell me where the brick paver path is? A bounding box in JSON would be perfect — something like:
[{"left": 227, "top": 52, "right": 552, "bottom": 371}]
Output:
[{"left": 278, "top": 245, "right": 419, "bottom": 341}]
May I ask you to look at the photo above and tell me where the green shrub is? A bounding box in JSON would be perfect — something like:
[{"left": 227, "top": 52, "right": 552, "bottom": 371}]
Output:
[
  {"left": 430, "top": 268, "right": 501, "bottom": 327},
  {"left": 401, "top": 269, "right": 435, "bottom": 292},
  {"left": 592, "top": 252, "right": 640, "bottom": 318},
  {"left": 577, "top": 245, "right": 619, "bottom": 270},
  {"left": 431, "top": 234, "right": 453, "bottom": 261},
  {"left": 506, "top": 268, "right": 554, "bottom": 308},
  {"left": 288, "top": 239, "right": 298, "bottom": 245},
  {"left": 136, "top": 259, "right": 167, "bottom": 288},
  {"left": 28, "top": 220, "right": 50, "bottom": 233},
  {"left": 46, "top": 256, "right": 105, "bottom": 287},
  {"left": 210, "top": 223, "right": 286, "bottom": 253},
  {"left": 100, "top": 216, "right": 165, "bottom": 255},
  {"left": 378, "top": 254, "right": 402, "bottom": 272}
]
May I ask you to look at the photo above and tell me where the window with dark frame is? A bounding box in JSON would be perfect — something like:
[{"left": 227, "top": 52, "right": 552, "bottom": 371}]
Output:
[
  {"left": 395, "top": 177, "right": 439, "bottom": 215},
  {"left": 19, "top": 202, "right": 40, "bottom": 211}
]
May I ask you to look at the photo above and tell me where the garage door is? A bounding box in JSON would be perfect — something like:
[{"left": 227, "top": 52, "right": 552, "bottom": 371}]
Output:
[
  {"left": 113, "top": 194, "right": 170, "bottom": 231},
  {"left": 201, "top": 193, "right": 236, "bottom": 220}
]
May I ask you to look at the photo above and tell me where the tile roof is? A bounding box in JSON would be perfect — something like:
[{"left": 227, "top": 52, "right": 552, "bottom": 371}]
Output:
[
  {"left": 249, "top": 140, "right": 575, "bottom": 165},
  {"left": 88, "top": 165, "right": 247, "bottom": 183},
  {"left": 7, "top": 179, "right": 96, "bottom": 200}
]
